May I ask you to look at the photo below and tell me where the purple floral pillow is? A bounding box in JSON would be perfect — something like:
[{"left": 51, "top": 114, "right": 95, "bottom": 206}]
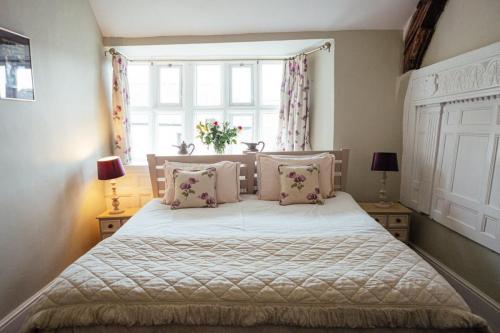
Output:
[
  {"left": 278, "top": 164, "right": 324, "bottom": 205},
  {"left": 171, "top": 168, "right": 217, "bottom": 209}
]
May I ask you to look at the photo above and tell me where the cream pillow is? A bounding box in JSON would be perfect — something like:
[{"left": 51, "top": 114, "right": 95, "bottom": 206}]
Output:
[
  {"left": 256, "top": 153, "right": 335, "bottom": 200},
  {"left": 278, "top": 164, "right": 324, "bottom": 205},
  {"left": 171, "top": 168, "right": 217, "bottom": 209},
  {"left": 163, "top": 161, "right": 240, "bottom": 204}
]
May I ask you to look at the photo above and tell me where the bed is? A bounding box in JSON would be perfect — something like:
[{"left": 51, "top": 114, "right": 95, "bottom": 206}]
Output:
[{"left": 23, "top": 151, "right": 490, "bottom": 333}]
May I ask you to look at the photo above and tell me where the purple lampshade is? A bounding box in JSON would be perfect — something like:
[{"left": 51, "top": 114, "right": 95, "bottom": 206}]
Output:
[
  {"left": 97, "top": 156, "right": 125, "bottom": 180},
  {"left": 371, "top": 152, "right": 399, "bottom": 172}
]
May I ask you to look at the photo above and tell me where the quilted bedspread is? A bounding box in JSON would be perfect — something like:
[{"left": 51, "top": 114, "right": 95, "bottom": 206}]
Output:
[{"left": 23, "top": 234, "right": 489, "bottom": 332}]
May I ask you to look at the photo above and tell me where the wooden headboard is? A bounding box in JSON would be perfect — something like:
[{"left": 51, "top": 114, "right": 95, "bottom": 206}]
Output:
[{"left": 147, "top": 149, "right": 350, "bottom": 198}]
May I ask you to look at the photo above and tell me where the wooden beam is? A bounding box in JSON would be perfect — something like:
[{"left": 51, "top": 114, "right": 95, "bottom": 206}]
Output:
[{"left": 403, "top": 0, "right": 448, "bottom": 72}]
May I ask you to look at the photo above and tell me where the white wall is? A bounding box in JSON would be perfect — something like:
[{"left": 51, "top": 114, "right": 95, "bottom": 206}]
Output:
[
  {"left": 309, "top": 40, "right": 334, "bottom": 150},
  {"left": 0, "top": 0, "right": 111, "bottom": 319},
  {"left": 422, "top": 0, "right": 500, "bottom": 66}
]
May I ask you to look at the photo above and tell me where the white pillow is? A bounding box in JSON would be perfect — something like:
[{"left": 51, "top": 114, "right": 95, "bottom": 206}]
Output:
[
  {"left": 256, "top": 153, "right": 335, "bottom": 200},
  {"left": 163, "top": 161, "right": 240, "bottom": 204}
]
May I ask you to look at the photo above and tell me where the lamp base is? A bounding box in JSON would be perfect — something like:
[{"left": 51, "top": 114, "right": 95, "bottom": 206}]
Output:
[
  {"left": 375, "top": 201, "right": 394, "bottom": 208},
  {"left": 108, "top": 209, "right": 125, "bottom": 215}
]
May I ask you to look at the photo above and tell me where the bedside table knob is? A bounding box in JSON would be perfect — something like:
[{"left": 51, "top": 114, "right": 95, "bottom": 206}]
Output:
[
  {"left": 395, "top": 232, "right": 400, "bottom": 237},
  {"left": 108, "top": 223, "right": 114, "bottom": 229},
  {"left": 396, "top": 218, "right": 401, "bottom": 223},
  {"left": 375, "top": 218, "right": 379, "bottom": 222}
]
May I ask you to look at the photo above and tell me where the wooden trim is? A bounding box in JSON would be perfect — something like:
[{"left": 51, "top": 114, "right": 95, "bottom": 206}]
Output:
[
  {"left": 0, "top": 281, "right": 55, "bottom": 333},
  {"left": 147, "top": 150, "right": 350, "bottom": 198},
  {"left": 403, "top": 0, "right": 448, "bottom": 72},
  {"left": 411, "top": 245, "right": 500, "bottom": 332}
]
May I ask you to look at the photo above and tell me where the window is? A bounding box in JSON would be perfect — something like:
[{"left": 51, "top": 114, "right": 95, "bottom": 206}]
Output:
[
  {"left": 195, "top": 64, "right": 222, "bottom": 106},
  {"left": 260, "top": 63, "right": 282, "bottom": 106},
  {"left": 128, "top": 61, "right": 282, "bottom": 163},
  {"left": 128, "top": 64, "right": 150, "bottom": 106},
  {"left": 159, "top": 66, "right": 181, "bottom": 105},
  {"left": 230, "top": 64, "right": 253, "bottom": 105}
]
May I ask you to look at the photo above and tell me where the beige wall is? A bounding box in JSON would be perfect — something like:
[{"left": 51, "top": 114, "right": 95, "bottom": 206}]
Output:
[
  {"left": 422, "top": 0, "right": 500, "bottom": 66},
  {"left": 0, "top": 0, "right": 110, "bottom": 319},
  {"left": 309, "top": 39, "right": 335, "bottom": 151},
  {"left": 107, "top": 30, "right": 404, "bottom": 202},
  {"left": 333, "top": 31, "right": 403, "bottom": 201}
]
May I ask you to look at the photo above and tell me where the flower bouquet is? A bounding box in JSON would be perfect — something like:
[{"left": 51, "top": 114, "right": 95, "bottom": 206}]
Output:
[{"left": 196, "top": 120, "right": 242, "bottom": 154}]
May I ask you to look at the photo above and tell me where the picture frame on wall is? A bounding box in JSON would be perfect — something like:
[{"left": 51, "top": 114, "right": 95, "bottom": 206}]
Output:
[{"left": 0, "top": 27, "right": 34, "bottom": 101}]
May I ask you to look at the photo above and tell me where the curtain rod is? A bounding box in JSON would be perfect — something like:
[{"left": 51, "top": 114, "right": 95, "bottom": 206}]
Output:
[{"left": 105, "top": 41, "right": 331, "bottom": 63}]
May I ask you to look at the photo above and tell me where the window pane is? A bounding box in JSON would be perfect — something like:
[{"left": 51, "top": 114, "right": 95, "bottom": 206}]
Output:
[
  {"left": 230, "top": 114, "right": 254, "bottom": 153},
  {"left": 156, "top": 114, "right": 183, "bottom": 155},
  {"left": 195, "top": 64, "right": 222, "bottom": 106},
  {"left": 193, "top": 111, "right": 224, "bottom": 154},
  {"left": 261, "top": 63, "right": 283, "bottom": 106},
  {"left": 130, "top": 113, "right": 152, "bottom": 163},
  {"left": 128, "top": 65, "right": 150, "bottom": 106},
  {"left": 260, "top": 112, "right": 279, "bottom": 151},
  {"left": 230, "top": 65, "right": 252, "bottom": 104},
  {"left": 159, "top": 66, "right": 181, "bottom": 104}
]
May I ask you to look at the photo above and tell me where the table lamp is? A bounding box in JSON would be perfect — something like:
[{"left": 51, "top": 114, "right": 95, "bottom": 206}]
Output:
[
  {"left": 371, "top": 152, "right": 398, "bottom": 208},
  {"left": 97, "top": 156, "right": 126, "bottom": 214}
]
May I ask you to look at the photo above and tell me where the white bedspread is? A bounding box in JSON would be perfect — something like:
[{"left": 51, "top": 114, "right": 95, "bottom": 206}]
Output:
[
  {"left": 23, "top": 193, "right": 490, "bottom": 333},
  {"left": 117, "top": 192, "right": 385, "bottom": 238}
]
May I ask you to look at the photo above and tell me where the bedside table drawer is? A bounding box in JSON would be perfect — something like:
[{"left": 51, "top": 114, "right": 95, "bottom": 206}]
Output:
[
  {"left": 388, "top": 215, "right": 409, "bottom": 228},
  {"left": 388, "top": 229, "right": 408, "bottom": 242},
  {"left": 100, "top": 220, "right": 121, "bottom": 232},
  {"left": 370, "top": 214, "right": 388, "bottom": 226}
]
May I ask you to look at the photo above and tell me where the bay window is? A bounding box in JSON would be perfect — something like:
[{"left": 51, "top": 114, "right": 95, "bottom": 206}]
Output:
[{"left": 128, "top": 61, "right": 283, "bottom": 163}]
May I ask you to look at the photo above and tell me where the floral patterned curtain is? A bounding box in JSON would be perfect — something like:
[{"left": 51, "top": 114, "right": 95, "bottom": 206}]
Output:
[
  {"left": 277, "top": 54, "right": 311, "bottom": 151},
  {"left": 111, "top": 54, "right": 132, "bottom": 164}
]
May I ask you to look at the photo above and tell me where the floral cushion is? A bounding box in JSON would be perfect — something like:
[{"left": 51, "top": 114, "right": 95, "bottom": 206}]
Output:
[
  {"left": 278, "top": 164, "right": 324, "bottom": 205},
  {"left": 171, "top": 168, "right": 217, "bottom": 209}
]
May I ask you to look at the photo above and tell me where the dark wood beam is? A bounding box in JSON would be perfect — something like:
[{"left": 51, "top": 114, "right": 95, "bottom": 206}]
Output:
[{"left": 403, "top": 0, "right": 448, "bottom": 72}]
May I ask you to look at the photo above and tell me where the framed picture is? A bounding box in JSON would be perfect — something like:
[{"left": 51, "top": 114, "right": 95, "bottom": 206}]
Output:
[{"left": 0, "top": 27, "right": 34, "bottom": 101}]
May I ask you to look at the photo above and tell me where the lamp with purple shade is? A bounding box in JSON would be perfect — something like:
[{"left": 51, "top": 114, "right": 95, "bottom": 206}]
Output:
[
  {"left": 371, "top": 152, "right": 399, "bottom": 208},
  {"left": 97, "top": 156, "right": 126, "bottom": 214}
]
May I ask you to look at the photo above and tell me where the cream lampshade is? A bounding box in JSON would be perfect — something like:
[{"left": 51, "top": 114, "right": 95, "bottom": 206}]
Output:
[{"left": 97, "top": 156, "right": 126, "bottom": 214}]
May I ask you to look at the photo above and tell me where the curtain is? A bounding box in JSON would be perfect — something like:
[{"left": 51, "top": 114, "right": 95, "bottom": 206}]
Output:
[
  {"left": 277, "top": 54, "right": 311, "bottom": 151},
  {"left": 111, "top": 54, "right": 132, "bottom": 164}
]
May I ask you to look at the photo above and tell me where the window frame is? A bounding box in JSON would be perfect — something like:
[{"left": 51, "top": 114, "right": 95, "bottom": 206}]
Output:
[
  {"left": 228, "top": 63, "right": 255, "bottom": 106},
  {"left": 157, "top": 64, "right": 183, "bottom": 107},
  {"left": 128, "top": 60, "right": 282, "bottom": 164}
]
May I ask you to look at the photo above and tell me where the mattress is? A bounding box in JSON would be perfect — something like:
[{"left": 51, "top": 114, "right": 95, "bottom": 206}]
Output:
[{"left": 23, "top": 193, "right": 489, "bottom": 333}]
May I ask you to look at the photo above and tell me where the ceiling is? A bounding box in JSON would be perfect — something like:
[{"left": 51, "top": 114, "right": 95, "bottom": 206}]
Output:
[
  {"left": 89, "top": 0, "right": 418, "bottom": 38},
  {"left": 115, "top": 39, "right": 329, "bottom": 60}
]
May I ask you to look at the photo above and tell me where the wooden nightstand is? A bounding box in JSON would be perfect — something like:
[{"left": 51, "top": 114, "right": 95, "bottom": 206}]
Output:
[
  {"left": 96, "top": 208, "right": 139, "bottom": 240},
  {"left": 358, "top": 202, "right": 412, "bottom": 242}
]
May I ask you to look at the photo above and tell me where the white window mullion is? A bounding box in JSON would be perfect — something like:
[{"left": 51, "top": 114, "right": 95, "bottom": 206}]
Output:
[{"left": 184, "top": 63, "right": 194, "bottom": 143}]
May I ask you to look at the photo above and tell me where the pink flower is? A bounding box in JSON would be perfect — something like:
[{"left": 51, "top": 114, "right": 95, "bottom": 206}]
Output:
[
  {"left": 307, "top": 193, "right": 318, "bottom": 201},
  {"left": 237, "top": 125, "right": 243, "bottom": 131},
  {"left": 180, "top": 183, "right": 191, "bottom": 190},
  {"left": 198, "top": 192, "right": 209, "bottom": 200},
  {"left": 206, "top": 197, "right": 216, "bottom": 206},
  {"left": 314, "top": 187, "right": 320, "bottom": 194},
  {"left": 287, "top": 171, "right": 297, "bottom": 178},
  {"left": 280, "top": 192, "right": 289, "bottom": 198},
  {"left": 213, "top": 121, "right": 219, "bottom": 126},
  {"left": 294, "top": 175, "right": 306, "bottom": 183},
  {"left": 188, "top": 177, "right": 198, "bottom": 184}
]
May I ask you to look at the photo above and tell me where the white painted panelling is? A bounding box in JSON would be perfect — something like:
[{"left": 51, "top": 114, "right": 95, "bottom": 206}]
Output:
[
  {"left": 451, "top": 134, "right": 489, "bottom": 201},
  {"left": 104, "top": 165, "right": 153, "bottom": 210},
  {"left": 401, "top": 42, "right": 500, "bottom": 253}
]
